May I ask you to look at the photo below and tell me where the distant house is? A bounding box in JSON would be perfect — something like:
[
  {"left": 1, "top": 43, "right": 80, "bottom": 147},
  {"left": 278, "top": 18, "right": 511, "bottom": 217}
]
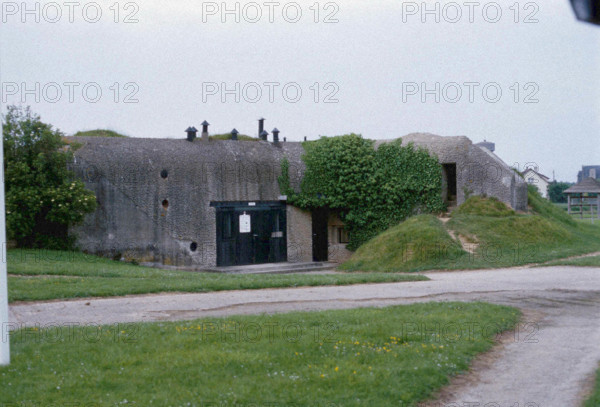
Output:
[
  {"left": 522, "top": 168, "right": 550, "bottom": 198},
  {"left": 578, "top": 165, "right": 600, "bottom": 183}
]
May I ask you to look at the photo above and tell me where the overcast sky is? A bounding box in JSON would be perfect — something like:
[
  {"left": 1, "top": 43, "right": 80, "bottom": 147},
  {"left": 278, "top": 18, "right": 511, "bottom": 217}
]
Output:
[{"left": 1, "top": 0, "right": 599, "bottom": 181}]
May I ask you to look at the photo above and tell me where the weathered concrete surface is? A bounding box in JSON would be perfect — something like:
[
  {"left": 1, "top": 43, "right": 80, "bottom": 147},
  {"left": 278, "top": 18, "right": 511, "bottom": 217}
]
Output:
[
  {"left": 69, "top": 137, "right": 306, "bottom": 268},
  {"left": 69, "top": 133, "right": 526, "bottom": 269},
  {"left": 8, "top": 266, "right": 600, "bottom": 406},
  {"left": 377, "top": 133, "right": 529, "bottom": 210}
]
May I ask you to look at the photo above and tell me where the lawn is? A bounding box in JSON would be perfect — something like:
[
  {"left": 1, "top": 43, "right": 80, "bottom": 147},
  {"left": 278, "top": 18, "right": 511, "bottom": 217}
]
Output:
[
  {"left": 342, "top": 188, "right": 600, "bottom": 272},
  {"left": 585, "top": 366, "right": 600, "bottom": 407},
  {"left": 542, "top": 255, "right": 600, "bottom": 268},
  {"left": 6, "top": 249, "right": 427, "bottom": 302},
  {"left": 0, "top": 302, "right": 520, "bottom": 406}
]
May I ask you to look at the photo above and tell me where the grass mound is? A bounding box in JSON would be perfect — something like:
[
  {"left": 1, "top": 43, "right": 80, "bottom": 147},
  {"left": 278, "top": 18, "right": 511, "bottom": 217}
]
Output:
[
  {"left": 209, "top": 133, "right": 258, "bottom": 141},
  {"left": 527, "top": 185, "right": 576, "bottom": 226},
  {"left": 340, "top": 215, "right": 465, "bottom": 272},
  {"left": 73, "top": 129, "right": 128, "bottom": 138},
  {"left": 343, "top": 190, "right": 600, "bottom": 272},
  {"left": 452, "top": 196, "right": 515, "bottom": 217}
]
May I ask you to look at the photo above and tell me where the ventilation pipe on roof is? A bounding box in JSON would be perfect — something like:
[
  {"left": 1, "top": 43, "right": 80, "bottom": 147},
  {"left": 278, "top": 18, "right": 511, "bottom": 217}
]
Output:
[
  {"left": 201, "top": 121, "right": 210, "bottom": 142},
  {"left": 260, "top": 130, "right": 269, "bottom": 141},
  {"left": 272, "top": 128, "right": 280, "bottom": 144},
  {"left": 185, "top": 126, "right": 198, "bottom": 142},
  {"left": 231, "top": 128, "right": 239, "bottom": 141},
  {"left": 258, "top": 118, "right": 265, "bottom": 138}
]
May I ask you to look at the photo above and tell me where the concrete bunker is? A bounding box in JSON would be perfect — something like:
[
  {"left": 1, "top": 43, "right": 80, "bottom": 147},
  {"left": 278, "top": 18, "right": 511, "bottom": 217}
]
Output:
[{"left": 69, "top": 130, "right": 526, "bottom": 269}]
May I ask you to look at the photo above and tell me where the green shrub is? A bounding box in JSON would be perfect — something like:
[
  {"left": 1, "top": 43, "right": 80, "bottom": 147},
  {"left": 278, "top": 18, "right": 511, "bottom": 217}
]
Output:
[
  {"left": 280, "top": 135, "right": 445, "bottom": 249},
  {"left": 4, "top": 106, "right": 97, "bottom": 249}
]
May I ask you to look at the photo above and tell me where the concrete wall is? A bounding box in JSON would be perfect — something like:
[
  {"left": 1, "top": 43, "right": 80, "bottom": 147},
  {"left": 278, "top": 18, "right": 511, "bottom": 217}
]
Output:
[
  {"left": 70, "top": 137, "right": 305, "bottom": 268},
  {"left": 377, "top": 133, "right": 528, "bottom": 211},
  {"left": 286, "top": 206, "right": 313, "bottom": 263},
  {"left": 70, "top": 132, "right": 526, "bottom": 268},
  {"left": 327, "top": 213, "right": 353, "bottom": 264}
]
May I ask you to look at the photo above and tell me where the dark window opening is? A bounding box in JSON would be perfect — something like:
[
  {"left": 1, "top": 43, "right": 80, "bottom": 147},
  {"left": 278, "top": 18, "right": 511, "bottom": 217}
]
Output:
[
  {"left": 190, "top": 242, "right": 198, "bottom": 252},
  {"left": 338, "top": 227, "right": 350, "bottom": 244},
  {"left": 162, "top": 199, "right": 169, "bottom": 210},
  {"left": 442, "top": 163, "right": 457, "bottom": 204},
  {"left": 161, "top": 170, "right": 169, "bottom": 179}
]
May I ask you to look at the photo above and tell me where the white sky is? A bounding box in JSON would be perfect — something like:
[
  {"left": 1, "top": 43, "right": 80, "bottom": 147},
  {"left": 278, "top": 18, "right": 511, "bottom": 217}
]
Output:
[{"left": 1, "top": 0, "right": 599, "bottom": 181}]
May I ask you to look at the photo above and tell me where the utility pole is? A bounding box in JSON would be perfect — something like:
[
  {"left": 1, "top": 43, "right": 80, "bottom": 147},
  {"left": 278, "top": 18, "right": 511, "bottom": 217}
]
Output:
[{"left": 0, "top": 114, "right": 8, "bottom": 366}]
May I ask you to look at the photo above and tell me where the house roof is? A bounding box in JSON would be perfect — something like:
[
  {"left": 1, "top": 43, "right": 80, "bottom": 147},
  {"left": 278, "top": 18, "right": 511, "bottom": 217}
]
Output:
[
  {"left": 564, "top": 177, "right": 600, "bottom": 194},
  {"left": 522, "top": 168, "right": 550, "bottom": 181}
]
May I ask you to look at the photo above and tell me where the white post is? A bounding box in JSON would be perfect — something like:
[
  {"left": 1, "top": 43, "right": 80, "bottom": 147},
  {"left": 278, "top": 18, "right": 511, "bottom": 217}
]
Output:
[{"left": 0, "top": 116, "right": 9, "bottom": 365}]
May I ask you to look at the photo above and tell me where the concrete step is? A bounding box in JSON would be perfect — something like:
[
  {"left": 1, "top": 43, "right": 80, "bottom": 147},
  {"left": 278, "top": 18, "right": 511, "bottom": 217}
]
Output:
[{"left": 203, "top": 262, "right": 338, "bottom": 275}]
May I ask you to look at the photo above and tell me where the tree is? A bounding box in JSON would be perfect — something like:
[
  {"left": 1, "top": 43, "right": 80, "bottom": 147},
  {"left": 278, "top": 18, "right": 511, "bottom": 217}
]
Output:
[
  {"left": 548, "top": 181, "right": 572, "bottom": 204},
  {"left": 3, "top": 105, "right": 97, "bottom": 249}
]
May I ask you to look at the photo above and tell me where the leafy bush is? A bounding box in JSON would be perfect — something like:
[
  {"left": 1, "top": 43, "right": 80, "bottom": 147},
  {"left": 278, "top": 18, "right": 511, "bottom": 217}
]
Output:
[
  {"left": 4, "top": 106, "right": 97, "bottom": 249},
  {"left": 280, "top": 134, "right": 445, "bottom": 249}
]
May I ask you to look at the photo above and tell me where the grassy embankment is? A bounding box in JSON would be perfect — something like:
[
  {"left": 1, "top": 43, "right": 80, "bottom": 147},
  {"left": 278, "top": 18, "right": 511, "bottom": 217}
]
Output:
[
  {"left": 0, "top": 302, "right": 520, "bottom": 406},
  {"left": 73, "top": 129, "right": 129, "bottom": 138},
  {"left": 7, "top": 249, "right": 426, "bottom": 302},
  {"left": 342, "top": 187, "right": 600, "bottom": 272}
]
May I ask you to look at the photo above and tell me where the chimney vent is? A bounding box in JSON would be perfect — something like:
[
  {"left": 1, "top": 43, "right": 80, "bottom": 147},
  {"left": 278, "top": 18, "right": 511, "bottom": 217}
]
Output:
[
  {"left": 260, "top": 130, "right": 269, "bottom": 141},
  {"left": 258, "top": 118, "right": 265, "bottom": 138},
  {"left": 304, "top": 136, "right": 307, "bottom": 142},
  {"left": 231, "top": 128, "right": 239, "bottom": 141},
  {"left": 272, "top": 128, "right": 280, "bottom": 144},
  {"left": 201, "top": 121, "right": 210, "bottom": 142},
  {"left": 283, "top": 137, "right": 287, "bottom": 142},
  {"left": 185, "top": 126, "right": 198, "bottom": 142}
]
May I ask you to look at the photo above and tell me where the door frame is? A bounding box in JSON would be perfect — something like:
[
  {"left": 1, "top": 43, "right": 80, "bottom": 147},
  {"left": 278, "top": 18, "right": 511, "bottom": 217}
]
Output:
[{"left": 211, "top": 201, "right": 287, "bottom": 267}]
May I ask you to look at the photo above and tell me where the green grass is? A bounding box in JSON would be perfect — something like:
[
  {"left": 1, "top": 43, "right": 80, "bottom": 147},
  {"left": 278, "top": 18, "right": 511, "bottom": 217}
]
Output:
[
  {"left": 0, "top": 302, "right": 520, "bottom": 406},
  {"left": 342, "top": 187, "right": 600, "bottom": 272},
  {"left": 340, "top": 215, "right": 465, "bottom": 272},
  {"left": 209, "top": 133, "right": 258, "bottom": 141},
  {"left": 542, "top": 255, "right": 600, "bottom": 267},
  {"left": 585, "top": 367, "right": 600, "bottom": 407},
  {"left": 453, "top": 195, "right": 515, "bottom": 217},
  {"left": 73, "top": 129, "right": 128, "bottom": 138},
  {"left": 7, "top": 249, "right": 427, "bottom": 302}
]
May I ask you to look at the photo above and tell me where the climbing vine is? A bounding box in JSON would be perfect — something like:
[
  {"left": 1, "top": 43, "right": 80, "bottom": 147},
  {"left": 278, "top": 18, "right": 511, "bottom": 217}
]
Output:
[{"left": 279, "top": 134, "right": 445, "bottom": 250}]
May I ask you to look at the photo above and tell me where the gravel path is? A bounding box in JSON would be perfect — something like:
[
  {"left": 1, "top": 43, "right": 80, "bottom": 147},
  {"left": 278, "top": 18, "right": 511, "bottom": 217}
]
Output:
[{"left": 9, "top": 266, "right": 600, "bottom": 407}]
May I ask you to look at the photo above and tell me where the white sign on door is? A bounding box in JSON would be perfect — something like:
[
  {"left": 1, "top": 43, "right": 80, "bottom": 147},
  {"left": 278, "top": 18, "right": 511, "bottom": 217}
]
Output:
[{"left": 239, "top": 213, "right": 251, "bottom": 234}]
